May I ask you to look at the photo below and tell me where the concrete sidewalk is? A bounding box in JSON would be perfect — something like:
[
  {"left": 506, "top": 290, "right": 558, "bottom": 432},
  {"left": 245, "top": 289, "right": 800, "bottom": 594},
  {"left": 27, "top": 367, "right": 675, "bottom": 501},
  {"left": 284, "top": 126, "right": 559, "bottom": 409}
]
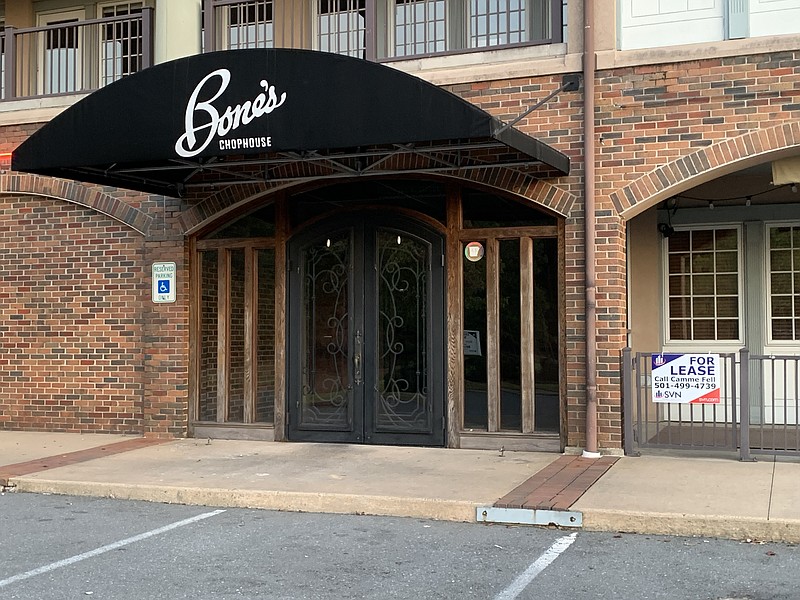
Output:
[{"left": 2, "top": 432, "right": 799, "bottom": 543}]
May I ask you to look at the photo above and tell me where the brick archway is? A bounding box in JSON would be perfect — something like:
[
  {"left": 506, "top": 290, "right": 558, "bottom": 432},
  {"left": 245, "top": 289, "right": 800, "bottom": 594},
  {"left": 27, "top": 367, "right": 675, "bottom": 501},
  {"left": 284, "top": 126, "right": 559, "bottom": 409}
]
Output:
[
  {"left": 0, "top": 173, "right": 153, "bottom": 235},
  {"left": 180, "top": 168, "right": 576, "bottom": 234},
  {"left": 611, "top": 121, "right": 800, "bottom": 220}
]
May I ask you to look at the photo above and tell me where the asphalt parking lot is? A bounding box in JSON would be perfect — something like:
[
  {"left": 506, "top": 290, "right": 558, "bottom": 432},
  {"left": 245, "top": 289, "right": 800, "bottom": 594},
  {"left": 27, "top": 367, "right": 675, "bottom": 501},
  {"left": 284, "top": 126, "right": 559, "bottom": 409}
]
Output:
[{"left": 3, "top": 492, "right": 800, "bottom": 600}]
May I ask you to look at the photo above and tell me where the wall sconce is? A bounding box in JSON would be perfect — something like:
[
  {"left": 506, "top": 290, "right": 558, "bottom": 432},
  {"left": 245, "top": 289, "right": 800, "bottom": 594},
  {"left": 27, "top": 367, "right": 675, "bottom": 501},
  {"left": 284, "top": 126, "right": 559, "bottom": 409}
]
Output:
[{"left": 658, "top": 223, "right": 674, "bottom": 237}]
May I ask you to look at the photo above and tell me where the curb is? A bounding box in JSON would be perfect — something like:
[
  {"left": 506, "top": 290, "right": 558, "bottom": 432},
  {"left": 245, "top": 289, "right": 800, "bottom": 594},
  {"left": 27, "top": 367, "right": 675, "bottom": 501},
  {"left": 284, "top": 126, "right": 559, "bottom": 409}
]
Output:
[
  {"left": 10, "top": 478, "right": 480, "bottom": 523},
  {"left": 582, "top": 508, "right": 800, "bottom": 544}
]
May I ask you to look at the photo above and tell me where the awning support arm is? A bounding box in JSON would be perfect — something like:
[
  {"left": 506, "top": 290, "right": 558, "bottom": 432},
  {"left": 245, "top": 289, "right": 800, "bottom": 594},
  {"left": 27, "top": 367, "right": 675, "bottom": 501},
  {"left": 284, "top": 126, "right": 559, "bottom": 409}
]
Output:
[{"left": 494, "top": 74, "right": 582, "bottom": 135}]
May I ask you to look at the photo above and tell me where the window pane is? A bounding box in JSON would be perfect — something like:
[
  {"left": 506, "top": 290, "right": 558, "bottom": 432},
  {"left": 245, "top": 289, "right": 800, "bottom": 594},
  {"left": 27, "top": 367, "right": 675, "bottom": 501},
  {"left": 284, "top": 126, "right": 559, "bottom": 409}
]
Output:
[
  {"left": 693, "top": 275, "right": 714, "bottom": 295},
  {"left": 257, "top": 249, "right": 276, "bottom": 423},
  {"left": 692, "top": 253, "right": 714, "bottom": 273},
  {"left": 715, "top": 229, "right": 737, "bottom": 250},
  {"left": 669, "top": 297, "right": 691, "bottom": 318},
  {"left": 693, "top": 320, "right": 715, "bottom": 340},
  {"left": 716, "top": 320, "right": 739, "bottom": 340},
  {"left": 692, "top": 230, "right": 714, "bottom": 251},
  {"left": 692, "top": 297, "right": 714, "bottom": 318},
  {"left": 771, "top": 250, "right": 792, "bottom": 271},
  {"left": 668, "top": 231, "right": 690, "bottom": 252},
  {"left": 771, "top": 227, "right": 792, "bottom": 249},
  {"left": 463, "top": 242, "right": 488, "bottom": 430},
  {"left": 772, "top": 273, "right": 792, "bottom": 294},
  {"left": 716, "top": 297, "right": 738, "bottom": 318},
  {"left": 199, "top": 251, "right": 219, "bottom": 422},
  {"left": 716, "top": 274, "right": 738, "bottom": 295},
  {"left": 670, "top": 320, "right": 692, "bottom": 340},
  {"left": 772, "top": 296, "right": 792, "bottom": 318},
  {"left": 715, "top": 251, "right": 737, "bottom": 272},
  {"left": 668, "top": 275, "right": 691, "bottom": 295},
  {"left": 668, "top": 253, "right": 690, "bottom": 273},
  {"left": 772, "top": 319, "right": 793, "bottom": 340}
]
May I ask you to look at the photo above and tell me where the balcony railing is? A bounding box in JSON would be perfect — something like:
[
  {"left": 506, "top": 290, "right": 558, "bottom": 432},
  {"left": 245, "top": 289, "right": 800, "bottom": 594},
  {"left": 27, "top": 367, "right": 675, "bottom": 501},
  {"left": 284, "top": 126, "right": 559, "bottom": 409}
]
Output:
[
  {"left": 1, "top": 8, "right": 153, "bottom": 102},
  {"left": 203, "top": 0, "right": 565, "bottom": 61}
]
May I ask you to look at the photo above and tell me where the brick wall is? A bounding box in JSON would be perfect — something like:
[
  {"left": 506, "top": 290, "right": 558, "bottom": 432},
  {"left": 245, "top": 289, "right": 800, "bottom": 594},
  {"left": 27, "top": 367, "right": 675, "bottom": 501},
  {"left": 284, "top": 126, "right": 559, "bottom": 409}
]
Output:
[
  {"left": 2, "top": 49, "right": 799, "bottom": 447},
  {"left": 449, "top": 49, "right": 800, "bottom": 449},
  {"left": 0, "top": 195, "right": 145, "bottom": 433}
]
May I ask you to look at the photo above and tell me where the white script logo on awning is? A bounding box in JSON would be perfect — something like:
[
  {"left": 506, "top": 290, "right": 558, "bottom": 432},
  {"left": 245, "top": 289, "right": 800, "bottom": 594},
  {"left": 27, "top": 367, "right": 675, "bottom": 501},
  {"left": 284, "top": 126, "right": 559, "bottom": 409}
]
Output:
[{"left": 175, "top": 68, "right": 287, "bottom": 158}]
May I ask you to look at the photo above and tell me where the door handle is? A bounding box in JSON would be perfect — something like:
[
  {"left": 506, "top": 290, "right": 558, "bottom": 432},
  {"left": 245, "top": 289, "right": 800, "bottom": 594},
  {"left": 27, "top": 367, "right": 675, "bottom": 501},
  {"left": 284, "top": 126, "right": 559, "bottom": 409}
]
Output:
[{"left": 354, "top": 329, "right": 363, "bottom": 385}]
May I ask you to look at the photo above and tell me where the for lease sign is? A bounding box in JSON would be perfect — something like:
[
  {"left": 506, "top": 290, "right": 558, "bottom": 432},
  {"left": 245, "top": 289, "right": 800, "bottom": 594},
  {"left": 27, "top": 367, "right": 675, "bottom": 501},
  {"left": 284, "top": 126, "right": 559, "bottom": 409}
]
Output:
[{"left": 651, "top": 353, "right": 721, "bottom": 404}]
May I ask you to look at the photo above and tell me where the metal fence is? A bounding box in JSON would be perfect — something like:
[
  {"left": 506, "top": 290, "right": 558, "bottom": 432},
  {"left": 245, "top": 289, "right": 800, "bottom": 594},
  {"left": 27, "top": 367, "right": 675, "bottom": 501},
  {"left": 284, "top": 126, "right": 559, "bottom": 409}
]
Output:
[
  {"left": 623, "top": 348, "right": 800, "bottom": 459},
  {"left": 1, "top": 9, "right": 153, "bottom": 101}
]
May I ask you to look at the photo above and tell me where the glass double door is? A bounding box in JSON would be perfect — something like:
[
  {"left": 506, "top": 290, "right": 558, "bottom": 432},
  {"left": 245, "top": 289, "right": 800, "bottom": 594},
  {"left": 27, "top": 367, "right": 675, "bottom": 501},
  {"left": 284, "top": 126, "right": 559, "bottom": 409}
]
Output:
[{"left": 288, "top": 214, "right": 445, "bottom": 446}]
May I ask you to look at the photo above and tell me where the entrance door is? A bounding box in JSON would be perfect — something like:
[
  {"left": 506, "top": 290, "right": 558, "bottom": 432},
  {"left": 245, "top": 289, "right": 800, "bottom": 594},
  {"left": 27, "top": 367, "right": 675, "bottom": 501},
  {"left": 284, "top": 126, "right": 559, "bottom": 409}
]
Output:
[{"left": 287, "top": 214, "right": 445, "bottom": 446}]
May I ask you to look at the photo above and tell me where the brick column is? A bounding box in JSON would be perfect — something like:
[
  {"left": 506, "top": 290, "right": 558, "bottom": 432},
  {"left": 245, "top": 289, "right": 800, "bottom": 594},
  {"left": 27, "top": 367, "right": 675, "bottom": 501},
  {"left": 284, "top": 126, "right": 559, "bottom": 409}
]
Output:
[
  {"left": 594, "top": 212, "right": 627, "bottom": 450},
  {"left": 142, "top": 198, "right": 189, "bottom": 438}
]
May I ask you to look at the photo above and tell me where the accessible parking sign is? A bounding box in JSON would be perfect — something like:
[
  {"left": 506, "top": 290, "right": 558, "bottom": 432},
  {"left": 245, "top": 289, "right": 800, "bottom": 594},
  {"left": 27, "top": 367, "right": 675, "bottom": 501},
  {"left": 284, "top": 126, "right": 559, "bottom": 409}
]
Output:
[
  {"left": 152, "top": 261, "right": 177, "bottom": 303},
  {"left": 651, "top": 353, "right": 720, "bottom": 404}
]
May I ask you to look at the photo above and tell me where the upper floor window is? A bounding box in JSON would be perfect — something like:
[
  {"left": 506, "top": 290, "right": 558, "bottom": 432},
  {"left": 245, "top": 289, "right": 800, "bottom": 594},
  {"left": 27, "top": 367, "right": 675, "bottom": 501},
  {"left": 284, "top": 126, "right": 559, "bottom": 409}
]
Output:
[
  {"left": 207, "top": 0, "right": 564, "bottom": 60},
  {"left": 389, "top": 0, "right": 561, "bottom": 57},
  {"left": 318, "top": 0, "right": 366, "bottom": 58},
  {"left": 100, "top": 2, "right": 143, "bottom": 86},
  {"left": 38, "top": 10, "right": 84, "bottom": 95},
  {"left": 619, "top": 0, "right": 800, "bottom": 51},
  {"left": 666, "top": 227, "right": 741, "bottom": 342},
  {"left": 227, "top": 0, "right": 274, "bottom": 49}
]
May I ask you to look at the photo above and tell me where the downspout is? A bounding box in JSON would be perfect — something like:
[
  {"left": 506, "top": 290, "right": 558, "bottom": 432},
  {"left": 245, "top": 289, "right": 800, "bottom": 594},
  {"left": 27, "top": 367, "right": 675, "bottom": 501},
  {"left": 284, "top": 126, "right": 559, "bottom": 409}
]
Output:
[{"left": 582, "top": 0, "right": 601, "bottom": 458}]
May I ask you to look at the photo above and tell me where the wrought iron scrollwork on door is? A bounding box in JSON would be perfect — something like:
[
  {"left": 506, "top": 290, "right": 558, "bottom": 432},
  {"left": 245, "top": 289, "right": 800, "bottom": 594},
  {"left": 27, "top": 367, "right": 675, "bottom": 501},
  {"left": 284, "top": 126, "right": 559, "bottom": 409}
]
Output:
[
  {"left": 300, "top": 234, "right": 351, "bottom": 427},
  {"left": 376, "top": 230, "right": 430, "bottom": 430}
]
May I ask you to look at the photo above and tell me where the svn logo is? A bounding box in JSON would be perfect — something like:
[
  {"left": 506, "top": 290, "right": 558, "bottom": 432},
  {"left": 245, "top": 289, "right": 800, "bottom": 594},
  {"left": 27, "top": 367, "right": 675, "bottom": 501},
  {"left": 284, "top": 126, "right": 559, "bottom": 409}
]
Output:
[{"left": 175, "top": 68, "right": 287, "bottom": 158}]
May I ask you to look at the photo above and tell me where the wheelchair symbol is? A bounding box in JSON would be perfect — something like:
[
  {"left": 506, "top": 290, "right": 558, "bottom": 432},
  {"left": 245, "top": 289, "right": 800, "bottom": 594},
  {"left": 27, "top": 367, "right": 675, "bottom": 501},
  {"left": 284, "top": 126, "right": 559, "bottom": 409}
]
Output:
[{"left": 158, "top": 279, "right": 170, "bottom": 294}]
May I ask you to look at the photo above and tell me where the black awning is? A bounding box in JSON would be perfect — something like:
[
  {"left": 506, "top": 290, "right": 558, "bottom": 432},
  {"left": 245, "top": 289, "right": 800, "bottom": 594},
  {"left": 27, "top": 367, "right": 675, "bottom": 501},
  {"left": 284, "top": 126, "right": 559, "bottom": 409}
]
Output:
[{"left": 12, "top": 49, "right": 569, "bottom": 197}]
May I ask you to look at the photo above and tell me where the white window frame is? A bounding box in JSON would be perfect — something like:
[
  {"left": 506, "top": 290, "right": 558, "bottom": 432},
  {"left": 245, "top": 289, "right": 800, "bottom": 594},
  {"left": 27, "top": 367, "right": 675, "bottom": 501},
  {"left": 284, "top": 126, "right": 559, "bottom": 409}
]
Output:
[
  {"left": 37, "top": 8, "right": 86, "bottom": 96},
  {"left": 764, "top": 220, "right": 800, "bottom": 347},
  {"left": 661, "top": 224, "right": 745, "bottom": 348}
]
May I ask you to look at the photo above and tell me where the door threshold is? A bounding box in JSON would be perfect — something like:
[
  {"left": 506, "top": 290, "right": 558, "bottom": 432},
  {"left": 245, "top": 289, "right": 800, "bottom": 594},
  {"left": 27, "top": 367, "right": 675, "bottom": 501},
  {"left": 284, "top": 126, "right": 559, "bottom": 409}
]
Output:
[
  {"left": 459, "top": 432, "right": 561, "bottom": 452},
  {"left": 192, "top": 424, "right": 275, "bottom": 441}
]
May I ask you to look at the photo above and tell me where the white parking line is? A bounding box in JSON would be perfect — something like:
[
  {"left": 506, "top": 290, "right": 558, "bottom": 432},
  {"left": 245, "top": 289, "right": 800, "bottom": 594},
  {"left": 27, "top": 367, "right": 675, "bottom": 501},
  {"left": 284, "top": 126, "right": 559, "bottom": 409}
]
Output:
[
  {"left": 494, "top": 532, "right": 578, "bottom": 600},
  {"left": 0, "top": 509, "right": 226, "bottom": 589}
]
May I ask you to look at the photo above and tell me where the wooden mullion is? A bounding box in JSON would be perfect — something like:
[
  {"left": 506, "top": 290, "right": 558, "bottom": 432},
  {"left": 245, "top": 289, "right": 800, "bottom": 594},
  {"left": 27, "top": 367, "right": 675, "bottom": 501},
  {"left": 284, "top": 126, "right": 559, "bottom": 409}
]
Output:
[
  {"left": 243, "top": 246, "right": 257, "bottom": 423},
  {"left": 520, "top": 237, "right": 536, "bottom": 433},
  {"left": 445, "top": 184, "right": 463, "bottom": 447},
  {"left": 188, "top": 237, "right": 201, "bottom": 430},
  {"left": 217, "top": 248, "right": 230, "bottom": 423},
  {"left": 273, "top": 194, "right": 288, "bottom": 441},
  {"left": 486, "top": 237, "right": 501, "bottom": 433}
]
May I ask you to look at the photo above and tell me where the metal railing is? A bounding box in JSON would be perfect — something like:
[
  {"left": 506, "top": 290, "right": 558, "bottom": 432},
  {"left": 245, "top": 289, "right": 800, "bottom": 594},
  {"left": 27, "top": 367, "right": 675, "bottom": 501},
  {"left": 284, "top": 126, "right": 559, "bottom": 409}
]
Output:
[
  {"left": 623, "top": 348, "right": 800, "bottom": 460},
  {"left": 203, "top": 0, "right": 565, "bottom": 61},
  {"left": 1, "top": 8, "right": 153, "bottom": 102}
]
